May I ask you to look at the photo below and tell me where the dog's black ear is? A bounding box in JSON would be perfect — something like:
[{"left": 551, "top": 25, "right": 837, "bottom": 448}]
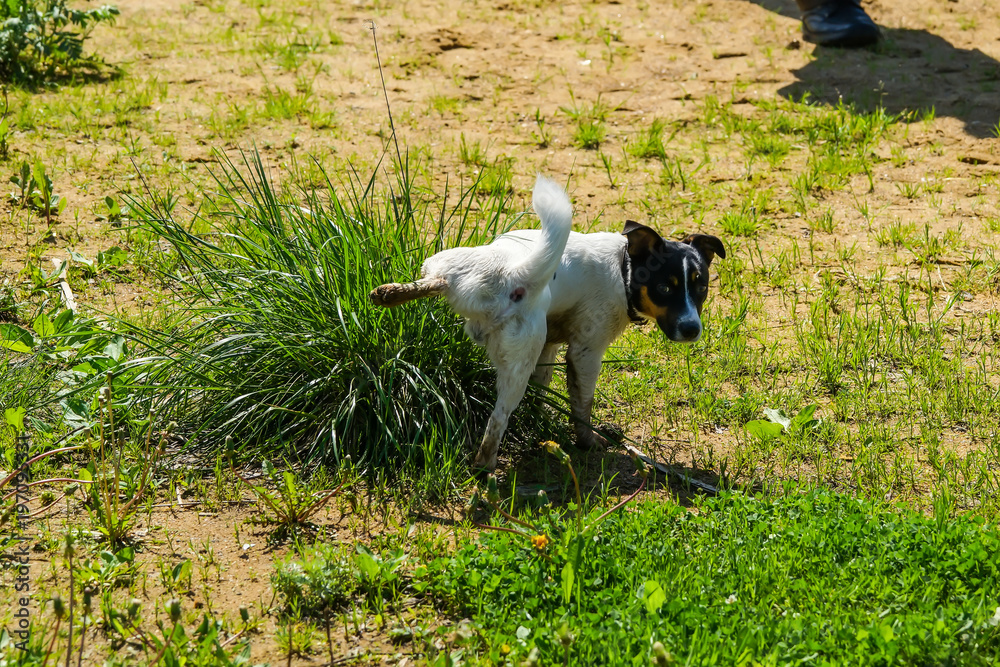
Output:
[
  {"left": 622, "top": 220, "right": 646, "bottom": 235},
  {"left": 623, "top": 220, "right": 663, "bottom": 260},
  {"left": 683, "top": 233, "right": 726, "bottom": 266}
]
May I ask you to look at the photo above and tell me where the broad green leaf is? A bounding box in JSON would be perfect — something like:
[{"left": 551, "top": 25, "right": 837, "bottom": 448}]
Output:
[
  {"left": 103, "top": 336, "right": 125, "bottom": 362},
  {"left": 745, "top": 420, "right": 784, "bottom": 441},
  {"left": 356, "top": 548, "right": 379, "bottom": 580},
  {"left": 281, "top": 470, "right": 297, "bottom": 495},
  {"left": 69, "top": 250, "right": 94, "bottom": 268},
  {"left": 762, "top": 408, "right": 791, "bottom": 430},
  {"left": 61, "top": 397, "right": 91, "bottom": 425},
  {"left": 98, "top": 246, "right": 127, "bottom": 267},
  {"left": 561, "top": 562, "right": 575, "bottom": 605},
  {"left": 795, "top": 404, "right": 818, "bottom": 422},
  {"left": 791, "top": 404, "right": 820, "bottom": 432},
  {"left": 32, "top": 312, "right": 54, "bottom": 337},
  {"left": 53, "top": 309, "right": 74, "bottom": 332},
  {"left": 171, "top": 560, "right": 192, "bottom": 582},
  {"left": 4, "top": 407, "right": 26, "bottom": 431},
  {"left": 0, "top": 323, "right": 35, "bottom": 353},
  {"left": 31, "top": 160, "right": 47, "bottom": 190},
  {"left": 71, "top": 361, "right": 96, "bottom": 375},
  {"left": 641, "top": 580, "right": 666, "bottom": 613},
  {"left": 28, "top": 416, "right": 53, "bottom": 434}
]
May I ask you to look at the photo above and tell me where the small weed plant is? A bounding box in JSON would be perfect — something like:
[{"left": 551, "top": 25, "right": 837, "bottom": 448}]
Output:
[
  {"left": 628, "top": 118, "right": 669, "bottom": 160},
  {"left": 227, "top": 438, "right": 349, "bottom": 543},
  {"left": 561, "top": 94, "right": 611, "bottom": 150},
  {"left": 78, "top": 386, "right": 167, "bottom": 547},
  {"left": 8, "top": 160, "right": 67, "bottom": 223},
  {"left": 273, "top": 541, "right": 407, "bottom": 663},
  {"left": 472, "top": 440, "right": 649, "bottom": 554}
]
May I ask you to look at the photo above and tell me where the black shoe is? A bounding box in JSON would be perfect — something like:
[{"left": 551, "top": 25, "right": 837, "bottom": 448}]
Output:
[{"left": 799, "top": 0, "right": 881, "bottom": 48}]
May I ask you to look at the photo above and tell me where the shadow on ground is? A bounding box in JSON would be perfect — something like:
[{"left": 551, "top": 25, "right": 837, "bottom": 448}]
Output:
[
  {"left": 747, "top": 0, "right": 1000, "bottom": 138},
  {"left": 497, "top": 443, "right": 724, "bottom": 510}
]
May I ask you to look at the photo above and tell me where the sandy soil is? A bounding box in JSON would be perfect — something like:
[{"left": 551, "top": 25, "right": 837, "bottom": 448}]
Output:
[{"left": 3, "top": 0, "right": 999, "bottom": 267}]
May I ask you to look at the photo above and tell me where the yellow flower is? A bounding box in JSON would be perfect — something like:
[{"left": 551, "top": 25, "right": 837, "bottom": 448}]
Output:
[
  {"left": 541, "top": 440, "right": 570, "bottom": 464},
  {"left": 530, "top": 534, "right": 550, "bottom": 550},
  {"left": 500, "top": 644, "right": 512, "bottom": 655}
]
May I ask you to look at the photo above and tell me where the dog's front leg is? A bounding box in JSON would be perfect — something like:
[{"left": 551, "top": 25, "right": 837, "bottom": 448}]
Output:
[
  {"left": 566, "top": 345, "right": 610, "bottom": 450},
  {"left": 472, "top": 320, "right": 546, "bottom": 471},
  {"left": 529, "top": 343, "right": 560, "bottom": 388}
]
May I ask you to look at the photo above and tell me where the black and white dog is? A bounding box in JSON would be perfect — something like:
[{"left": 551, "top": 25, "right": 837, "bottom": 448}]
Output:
[{"left": 371, "top": 176, "right": 725, "bottom": 470}]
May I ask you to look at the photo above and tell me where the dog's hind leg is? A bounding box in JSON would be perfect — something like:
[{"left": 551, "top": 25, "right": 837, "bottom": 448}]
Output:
[
  {"left": 472, "top": 319, "right": 547, "bottom": 471},
  {"left": 369, "top": 277, "right": 447, "bottom": 307},
  {"left": 566, "top": 345, "right": 610, "bottom": 450}
]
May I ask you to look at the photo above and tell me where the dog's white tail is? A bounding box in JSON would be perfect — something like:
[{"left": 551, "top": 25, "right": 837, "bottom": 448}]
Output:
[{"left": 511, "top": 175, "right": 573, "bottom": 291}]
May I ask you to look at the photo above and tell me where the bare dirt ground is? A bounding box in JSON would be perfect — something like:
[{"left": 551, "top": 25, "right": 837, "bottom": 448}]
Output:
[
  {"left": 3, "top": 0, "right": 1000, "bottom": 663},
  {"left": 4, "top": 0, "right": 999, "bottom": 268}
]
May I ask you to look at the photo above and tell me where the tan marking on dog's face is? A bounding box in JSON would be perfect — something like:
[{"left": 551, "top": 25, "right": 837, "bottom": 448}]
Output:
[
  {"left": 638, "top": 285, "right": 670, "bottom": 320},
  {"left": 669, "top": 276, "right": 679, "bottom": 287}
]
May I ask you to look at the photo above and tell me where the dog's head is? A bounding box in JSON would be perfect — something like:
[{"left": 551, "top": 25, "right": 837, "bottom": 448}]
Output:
[{"left": 622, "top": 220, "right": 726, "bottom": 343}]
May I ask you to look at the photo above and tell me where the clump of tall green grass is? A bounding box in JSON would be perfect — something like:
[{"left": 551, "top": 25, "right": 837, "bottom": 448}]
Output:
[{"left": 123, "top": 151, "right": 562, "bottom": 476}]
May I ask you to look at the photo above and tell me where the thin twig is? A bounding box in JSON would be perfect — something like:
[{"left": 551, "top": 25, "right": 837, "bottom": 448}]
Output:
[
  {"left": 472, "top": 523, "right": 526, "bottom": 537},
  {"left": 24, "top": 493, "right": 68, "bottom": 519},
  {"left": 219, "top": 625, "right": 249, "bottom": 648},
  {"left": 483, "top": 498, "right": 536, "bottom": 531},
  {"left": 583, "top": 474, "right": 648, "bottom": 534},
  {"left": 1, "top": 478, "right": 93, "bottom": 503},
  {"left": 0, "top": 445, "right": 84, "bottom": 490}
]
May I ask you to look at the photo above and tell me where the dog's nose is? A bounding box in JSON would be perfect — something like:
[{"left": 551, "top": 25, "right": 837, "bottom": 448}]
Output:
[{"left": 675, "top": 319, "right": 702, "bottom": 342}]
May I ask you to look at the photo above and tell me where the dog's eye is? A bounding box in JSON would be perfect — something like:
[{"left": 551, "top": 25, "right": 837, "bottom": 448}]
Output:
[
  {"left": 656, "top": 284, "right": 672, "bottom": 295},
  {"left": 691, "top": 271, "right": 701, "bottom": 282},
  {"left": 697, "top": 284, "right": 708, "bottom": 294}
]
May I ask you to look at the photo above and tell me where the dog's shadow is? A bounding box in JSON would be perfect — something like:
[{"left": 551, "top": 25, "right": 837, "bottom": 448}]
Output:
[
  {"left": 746, "top": 0, "right": 1000, "bottom": 138},
  {"left": 408, "top": 442, "right": 729, "bottom": 531},
  {"left": 497, "top": 440, "right": 726, "bottom": 510}
]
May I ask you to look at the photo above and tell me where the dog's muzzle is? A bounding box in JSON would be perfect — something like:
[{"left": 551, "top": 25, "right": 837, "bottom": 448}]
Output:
[{"left": 661, "top": 316, "right": 702, "bottom": 343}]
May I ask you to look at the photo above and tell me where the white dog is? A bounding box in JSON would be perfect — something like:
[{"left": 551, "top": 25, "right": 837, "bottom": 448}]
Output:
[{"left": 371, "top": 175, "right": 725, "bottom": 470}]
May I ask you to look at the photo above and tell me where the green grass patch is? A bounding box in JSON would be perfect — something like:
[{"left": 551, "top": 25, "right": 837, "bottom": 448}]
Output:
[
  {"left": 628, "top": 118, "right": 670, "bottom": 160},
  {"left": 416, "top": 490, "right": 1000, "bottom": 665}
]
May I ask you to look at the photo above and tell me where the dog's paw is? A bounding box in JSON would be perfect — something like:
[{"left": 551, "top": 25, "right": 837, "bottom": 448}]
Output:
[
  {"left": 471, "top": 451, "right": 499, "bottom": 472},
  {"left": 369, "top": 284, "right": 396, "bottom": 306},
  {"left": 576, "top": 431, "right": 609, "bottom": 450},
  {"left": 576, "top": 425, "right": 621, "bottom": 450}
]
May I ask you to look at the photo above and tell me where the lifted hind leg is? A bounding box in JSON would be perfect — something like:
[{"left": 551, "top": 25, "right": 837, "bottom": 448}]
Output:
[{"left": 369, "top": 277, "right": 447, "bottom": 307}]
